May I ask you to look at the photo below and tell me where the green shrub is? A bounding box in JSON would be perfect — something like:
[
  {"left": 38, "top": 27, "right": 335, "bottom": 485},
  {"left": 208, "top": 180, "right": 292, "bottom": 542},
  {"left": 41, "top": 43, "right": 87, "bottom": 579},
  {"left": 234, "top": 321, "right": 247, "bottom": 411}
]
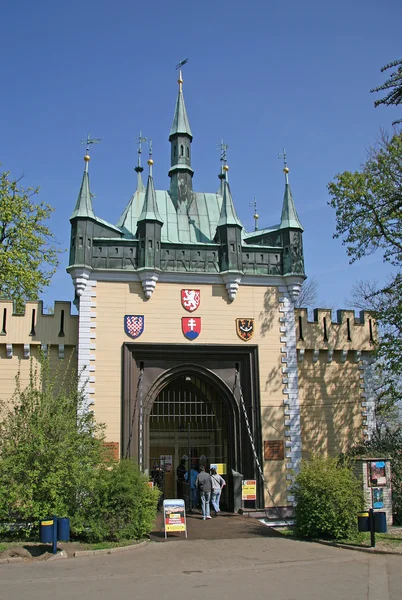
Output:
[
  {"left": 72, "top": 459, "right": 160, "bottom": 542},
  {"left": 291, "top": 454, "right": 364, "bottom": 540},
  {"left": 0, "top": 355, "right": 159, "bottom": 542}
]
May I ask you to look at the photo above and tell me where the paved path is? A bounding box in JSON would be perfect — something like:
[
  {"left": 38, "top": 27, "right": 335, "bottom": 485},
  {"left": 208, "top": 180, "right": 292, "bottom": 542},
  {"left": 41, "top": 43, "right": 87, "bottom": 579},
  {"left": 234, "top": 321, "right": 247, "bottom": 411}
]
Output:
[{"left": 2, "top": 523, "right": 401, "bottom": 600}]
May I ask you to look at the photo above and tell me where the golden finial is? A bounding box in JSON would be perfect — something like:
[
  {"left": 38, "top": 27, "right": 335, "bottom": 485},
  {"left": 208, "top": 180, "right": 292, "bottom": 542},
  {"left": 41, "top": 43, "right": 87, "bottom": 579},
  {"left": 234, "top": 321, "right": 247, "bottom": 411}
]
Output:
[
  {"left": 283, "top": 166, "right": 289, "bottom": 174},
  {"left": 147, "top": 158, "right": 154, "bottom": 166},
  {"left": 84, "top": 154, "right": 90, "bottom": 162},
  {"left": 223, "top": 164, "right": 229, "bottom": 172},
  {"left": 81, "top": 134, "right": 101, "bottom": 172}
]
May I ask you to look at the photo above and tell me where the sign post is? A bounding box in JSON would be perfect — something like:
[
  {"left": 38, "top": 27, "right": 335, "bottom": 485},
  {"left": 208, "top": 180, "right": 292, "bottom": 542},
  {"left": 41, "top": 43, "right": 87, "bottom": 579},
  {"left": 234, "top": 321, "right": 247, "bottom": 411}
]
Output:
[{"left": 163, "top": 498, "right": 187, "bottom": 539}]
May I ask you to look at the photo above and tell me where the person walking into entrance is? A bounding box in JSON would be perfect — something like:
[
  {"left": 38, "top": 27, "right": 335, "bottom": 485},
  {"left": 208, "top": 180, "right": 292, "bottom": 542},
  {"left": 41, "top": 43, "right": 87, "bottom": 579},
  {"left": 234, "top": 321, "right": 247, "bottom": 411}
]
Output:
[
  {"left": 210, "top": 467, "right": 226, "bottom": 515},
  {"left": 185, "top": 464, "right": 199, "bottom": 509},
  {"left": 195, "top": 465, "right": 212, "bottom": 520}
]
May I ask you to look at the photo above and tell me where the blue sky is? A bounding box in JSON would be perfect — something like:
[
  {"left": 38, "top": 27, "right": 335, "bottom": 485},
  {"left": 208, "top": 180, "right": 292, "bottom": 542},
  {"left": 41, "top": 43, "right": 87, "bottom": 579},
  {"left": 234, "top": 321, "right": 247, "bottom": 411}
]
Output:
[{"left": 1, "top": 0, "right": 400, "bottom": 314}]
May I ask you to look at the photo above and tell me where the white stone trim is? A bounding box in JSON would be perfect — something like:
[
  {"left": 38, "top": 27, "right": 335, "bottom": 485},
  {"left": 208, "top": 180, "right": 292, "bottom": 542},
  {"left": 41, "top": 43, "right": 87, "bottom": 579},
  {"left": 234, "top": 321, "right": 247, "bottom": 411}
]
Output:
[
  {"left": 361, "top": 357, "right": 376, "bottom": 439},
  {"left": 138, "top": 270, "right": 159, "bottom": 299},
  {"left": 77, "top": 279, "right": 97, "bottom": 409},
  {"left": 24, "top": 344, "right": 30, "bottom": 359},
  {"left": 221, "top": 272, "right": 242, "bottom": 301},
  {"left": 6, "top": 344, "right": 12, "bottom": 358},
  {"left": 279, "top": 286, "right": 302, "bottom": 506},
  {"left": 68, "top": 266, "right": 92, "bottom": 297}
]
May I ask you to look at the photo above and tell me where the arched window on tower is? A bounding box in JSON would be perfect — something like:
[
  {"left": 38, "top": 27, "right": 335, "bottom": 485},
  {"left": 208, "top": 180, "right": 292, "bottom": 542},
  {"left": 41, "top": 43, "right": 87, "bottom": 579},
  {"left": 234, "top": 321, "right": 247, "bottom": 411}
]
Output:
[
  {"left": 186, "top": 147, "right": 189, "bottom": 158},
  {"left": 174, "top": 145, "right": 177, "bottom": 158},
  {"left": 180, "top": 144, "right": 184, "bottom": 156}
]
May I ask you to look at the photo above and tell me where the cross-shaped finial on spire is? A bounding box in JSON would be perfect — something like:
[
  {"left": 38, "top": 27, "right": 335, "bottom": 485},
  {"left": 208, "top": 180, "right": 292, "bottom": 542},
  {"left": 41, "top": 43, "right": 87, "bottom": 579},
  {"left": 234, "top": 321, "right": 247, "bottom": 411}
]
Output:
[{"left": 147, "top": 138, "right": 154, "bottom": 176}]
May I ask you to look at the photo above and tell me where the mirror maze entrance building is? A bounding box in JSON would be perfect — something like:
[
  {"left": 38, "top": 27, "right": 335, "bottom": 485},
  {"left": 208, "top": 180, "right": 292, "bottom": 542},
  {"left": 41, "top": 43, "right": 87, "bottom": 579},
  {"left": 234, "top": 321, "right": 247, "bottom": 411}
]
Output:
[{"left": 0, "top": 74, "right": 376, "bottom": 516}]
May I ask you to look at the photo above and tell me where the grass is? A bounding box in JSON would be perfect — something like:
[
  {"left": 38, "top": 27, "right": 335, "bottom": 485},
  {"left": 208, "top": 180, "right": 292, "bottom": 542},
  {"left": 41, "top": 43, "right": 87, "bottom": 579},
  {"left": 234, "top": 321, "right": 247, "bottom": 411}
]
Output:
[
  {"left": 274, "top": 526, "right": 402, "bottom": 550},
  {"left": 0, "top": 543, "right": 7, "bottom": 553}
]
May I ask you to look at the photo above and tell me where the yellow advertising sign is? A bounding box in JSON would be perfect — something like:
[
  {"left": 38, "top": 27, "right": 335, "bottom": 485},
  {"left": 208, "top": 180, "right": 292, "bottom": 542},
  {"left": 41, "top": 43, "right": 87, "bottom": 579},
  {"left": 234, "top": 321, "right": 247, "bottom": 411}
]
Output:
[
  {"left": 163, "top": 499, "right": 187, "bottom": 538},
  {"left": 242, "top": 479, "right": 257, "bottom": 500},
  {"left": 41, "top": 520, "right": 54, "bottom": 526},
  {"left": 210, "top": 463, "right": 227, "bottom": 475}
]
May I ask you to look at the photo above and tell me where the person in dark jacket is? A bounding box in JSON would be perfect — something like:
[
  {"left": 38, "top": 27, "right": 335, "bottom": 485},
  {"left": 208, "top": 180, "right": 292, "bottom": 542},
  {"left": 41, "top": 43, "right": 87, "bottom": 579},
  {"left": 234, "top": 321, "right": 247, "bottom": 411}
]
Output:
[{"left": 195, "top": 465, "right": 213, "bottom": 520}]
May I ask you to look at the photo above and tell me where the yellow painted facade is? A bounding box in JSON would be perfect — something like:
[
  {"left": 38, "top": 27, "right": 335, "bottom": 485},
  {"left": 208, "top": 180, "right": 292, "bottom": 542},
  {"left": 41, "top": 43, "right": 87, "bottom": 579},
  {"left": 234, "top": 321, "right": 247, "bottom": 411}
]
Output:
[{"left": 0, "top": 286, "right": 374, "bottom": 512}]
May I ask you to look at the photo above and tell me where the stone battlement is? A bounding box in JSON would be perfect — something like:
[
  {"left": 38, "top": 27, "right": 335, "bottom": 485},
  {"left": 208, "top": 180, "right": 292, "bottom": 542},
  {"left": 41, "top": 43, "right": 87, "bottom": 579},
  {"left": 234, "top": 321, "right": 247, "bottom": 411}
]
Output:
[
  {"left": 0, "top": 300, "right": 78, "bottom": 348},
  {"left": 295, "top": 308, "right": 375, "bottom": 353}
]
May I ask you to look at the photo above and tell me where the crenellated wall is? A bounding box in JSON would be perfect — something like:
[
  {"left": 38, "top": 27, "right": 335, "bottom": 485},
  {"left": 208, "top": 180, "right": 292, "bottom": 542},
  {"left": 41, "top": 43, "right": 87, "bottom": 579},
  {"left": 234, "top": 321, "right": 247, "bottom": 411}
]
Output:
[
  {"left": 0, "top": 300, "right": 78, "bottom": 410},
  {"left": 295, "top": 308, "right": 375, "bottom": 458}
]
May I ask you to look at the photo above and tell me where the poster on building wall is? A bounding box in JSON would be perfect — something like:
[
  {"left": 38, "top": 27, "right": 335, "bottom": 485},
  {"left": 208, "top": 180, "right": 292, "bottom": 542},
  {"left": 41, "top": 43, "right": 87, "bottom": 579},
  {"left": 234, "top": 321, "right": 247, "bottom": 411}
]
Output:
[
  {"left": 369, "top": 461, "right": 387, "bottom": 486},
  {"left": 163, "top": 499, "right": 187, "bottom": 538},
  {"left": 160, "top": 455, "right": 173, "bottom": 473},
  {"left": 242, "top": 480, "right": 257, "bottom": 501},
  {"left": 372, "top": 488, "right": 384, "bottom": 509}
]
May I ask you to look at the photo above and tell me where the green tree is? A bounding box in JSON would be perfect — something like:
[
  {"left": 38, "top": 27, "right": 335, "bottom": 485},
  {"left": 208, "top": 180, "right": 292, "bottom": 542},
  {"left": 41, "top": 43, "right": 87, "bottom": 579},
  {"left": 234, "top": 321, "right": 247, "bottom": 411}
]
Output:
[
  {"left": 0, "top": 354, "right": 159, "bottom": 541},
  {"left": 371, "top": 58, "right": 402, "bottom": 125},
  {"left": 291, "top": 454, "right": 363, "bottom": 540},
  {"left": 0, "top": 170, "right": 61, "bottom": 309},
  {"left": 0, "top": 355, "right": 106, "bottom": 534},
  {"left": 327, "top": 132, "right": 402, "bottom": 378}
]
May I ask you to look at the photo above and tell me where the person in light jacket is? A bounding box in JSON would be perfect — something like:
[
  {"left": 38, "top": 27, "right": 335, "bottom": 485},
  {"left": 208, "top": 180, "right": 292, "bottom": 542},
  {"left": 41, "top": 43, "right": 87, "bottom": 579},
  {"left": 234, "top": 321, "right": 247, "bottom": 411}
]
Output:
[
  {"left": 195, "top": 465, "right": 213, "bottom": 520},
  {"left": 210, "top": 467, "right": 226, "bottom": 515}
]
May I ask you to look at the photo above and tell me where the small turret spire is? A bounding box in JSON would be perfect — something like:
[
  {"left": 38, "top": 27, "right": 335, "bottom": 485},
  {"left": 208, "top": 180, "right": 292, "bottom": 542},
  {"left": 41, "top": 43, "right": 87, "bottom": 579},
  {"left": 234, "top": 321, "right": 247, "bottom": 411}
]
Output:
[
  {"left": 138, "top": 148, "right": 163, "bottom": 225},
  {"left": 170, "top": 59, "right": 193, "bottom": 139},
  {"left": 71, "top": 135, "right": 100, "bottom": 219},
  {"left": 278, "top": 150, "right": 303, "bottom": 231}
]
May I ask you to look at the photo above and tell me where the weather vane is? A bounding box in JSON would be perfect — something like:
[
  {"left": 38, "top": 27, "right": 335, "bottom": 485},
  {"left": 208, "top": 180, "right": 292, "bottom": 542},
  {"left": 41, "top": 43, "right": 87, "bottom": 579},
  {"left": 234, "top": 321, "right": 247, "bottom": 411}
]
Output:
[
  {"left": 134, "top": 131, "right": 147, "bottom": 172},
  {"left": 249, "top": 198, "right": 259, "bottom": 231},
  {"left": 278, "top": 148, "right": 290, "bottom": 182},
  {"left": 176, "top": 58, "right": 189, "bottom": 70},
  {"left": 217, "top": 138, "right": 229, "bottom": 180},
  {"left": 81, "top": 133, "right": 101, "bottom": 155},
  {"left": 80, "top": 134, "right": 101, "bottom": 171}
]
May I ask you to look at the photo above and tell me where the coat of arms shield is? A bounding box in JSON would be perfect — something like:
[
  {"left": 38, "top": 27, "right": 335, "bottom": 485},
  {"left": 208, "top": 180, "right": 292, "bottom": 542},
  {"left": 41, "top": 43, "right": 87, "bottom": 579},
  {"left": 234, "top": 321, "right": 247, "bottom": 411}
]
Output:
[
  {"left": 181, "top": 289, "right": 201, "bottom": 312},
  {"left": 124, "top": 315, "right": 144, "bottom": 339},
  {"left": 236, "top": 318, "right": 254, "bottom": 341},
  {"left": 182, "top": 317, "right": 201, "bottom": 340}
]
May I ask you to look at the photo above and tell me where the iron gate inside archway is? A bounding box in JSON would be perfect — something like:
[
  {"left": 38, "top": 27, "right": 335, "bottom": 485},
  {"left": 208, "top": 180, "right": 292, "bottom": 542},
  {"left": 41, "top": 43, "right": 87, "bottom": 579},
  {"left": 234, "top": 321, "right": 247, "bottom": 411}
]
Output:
[{"left": 149, "top": 374, "right": 230, "bottom": 509}]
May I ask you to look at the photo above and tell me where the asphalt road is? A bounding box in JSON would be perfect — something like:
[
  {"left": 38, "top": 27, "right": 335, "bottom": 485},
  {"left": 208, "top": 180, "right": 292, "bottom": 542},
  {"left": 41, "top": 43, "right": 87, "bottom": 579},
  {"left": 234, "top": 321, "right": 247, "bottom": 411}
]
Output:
[{"left": 1, "top": 536, "right": 401, "bottom": 600}]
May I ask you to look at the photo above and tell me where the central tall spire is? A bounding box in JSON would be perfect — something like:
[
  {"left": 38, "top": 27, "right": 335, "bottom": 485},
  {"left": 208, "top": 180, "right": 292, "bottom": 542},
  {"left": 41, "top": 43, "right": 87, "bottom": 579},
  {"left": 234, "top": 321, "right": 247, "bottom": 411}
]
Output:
[{"left": 168, "top": 63, "right": 194, "bottom": 207}]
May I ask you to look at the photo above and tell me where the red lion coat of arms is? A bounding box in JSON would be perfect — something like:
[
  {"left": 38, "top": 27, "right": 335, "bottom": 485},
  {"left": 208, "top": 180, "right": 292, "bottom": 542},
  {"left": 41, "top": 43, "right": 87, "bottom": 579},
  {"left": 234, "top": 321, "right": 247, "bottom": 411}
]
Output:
[{"left": 181, "top": 289, "right": 200, "bottom": 312}]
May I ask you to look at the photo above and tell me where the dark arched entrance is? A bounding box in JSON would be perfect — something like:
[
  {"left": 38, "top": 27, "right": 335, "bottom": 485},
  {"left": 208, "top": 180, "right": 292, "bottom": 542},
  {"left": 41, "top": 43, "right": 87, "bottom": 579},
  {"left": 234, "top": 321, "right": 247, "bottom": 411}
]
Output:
[
  {"left": 122, "top": 343, "right": 264, "bottom": 510},
  {"left": 147, "top": 370, "right": 235, "bottom": 510}
]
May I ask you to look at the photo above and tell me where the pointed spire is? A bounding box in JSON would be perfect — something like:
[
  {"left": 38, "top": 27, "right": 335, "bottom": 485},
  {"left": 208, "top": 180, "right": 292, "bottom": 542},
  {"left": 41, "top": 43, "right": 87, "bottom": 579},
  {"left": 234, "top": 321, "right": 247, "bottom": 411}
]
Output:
[
  {"left": 70, "top": 152, "right": 97, "bottom": 220},
  {"left": 217, "top": 180, "right": 243, "bottom": 228},
  {"left": 279, "top": 159, "right": 303, "bottom": 231},
  {"left": 138, "top": 154, "right": 163, "bottom": 224},
  {"left": 169, "top": 68, "right": 193, "bottom": 139}
]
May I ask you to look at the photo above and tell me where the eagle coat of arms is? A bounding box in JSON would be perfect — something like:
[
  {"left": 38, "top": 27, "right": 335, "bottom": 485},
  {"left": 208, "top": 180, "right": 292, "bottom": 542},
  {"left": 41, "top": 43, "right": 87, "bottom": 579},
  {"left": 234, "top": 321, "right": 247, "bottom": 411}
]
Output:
[
  {"left": 124, "top": 315, "right": 144, "bottom": 339},
  {"left": 236, "top": 318, "right": 254, "bottom": 341},
  {"left": 181, "top": 289, "right": 200, "bottom": 312}
]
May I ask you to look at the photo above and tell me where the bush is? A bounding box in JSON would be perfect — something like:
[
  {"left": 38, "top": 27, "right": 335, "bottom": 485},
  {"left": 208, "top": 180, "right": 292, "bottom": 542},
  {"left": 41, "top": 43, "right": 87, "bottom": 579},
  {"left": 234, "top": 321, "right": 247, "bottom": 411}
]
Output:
[
  {"left": 0, "top": 355, "right": 159, "bottom": 541},
  {"left": 72, "top": 459, "right": 159, "bottom": 542},
  {"left": 291, "top": 454, "right": 363, "bottom": 540}
]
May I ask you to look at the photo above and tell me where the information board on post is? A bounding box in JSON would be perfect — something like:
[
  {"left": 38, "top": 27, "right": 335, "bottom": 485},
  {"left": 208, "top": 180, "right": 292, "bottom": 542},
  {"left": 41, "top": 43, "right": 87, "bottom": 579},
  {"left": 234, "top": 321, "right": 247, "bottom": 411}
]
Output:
[
  {"left": 163, "top": 498, "right": 187, "bottom": 539},
  {"left": 242, "top": 480, "right": 257, "bottom": 501}
]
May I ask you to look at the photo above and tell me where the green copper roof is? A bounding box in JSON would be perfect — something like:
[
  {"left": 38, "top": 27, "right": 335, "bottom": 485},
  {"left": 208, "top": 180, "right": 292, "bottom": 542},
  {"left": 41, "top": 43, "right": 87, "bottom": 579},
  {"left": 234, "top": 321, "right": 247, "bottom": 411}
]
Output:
[
  {"left": 117, "top": 186, "right": 246, "bottom": 243},
  {"left": 169, "top": 88, "right": 193, "bottom": 139},
  {"left": 217, "top": 180, "right": 243, "bottom": 228},
  {"left": 280, "top": 182, "right": 303, "bottom": 231},
  {"left": 138, "top": 174, "right": 163, "bottom": 224},
  {"left": 70, "top": 170, "right": 95, "bottom": 219}
]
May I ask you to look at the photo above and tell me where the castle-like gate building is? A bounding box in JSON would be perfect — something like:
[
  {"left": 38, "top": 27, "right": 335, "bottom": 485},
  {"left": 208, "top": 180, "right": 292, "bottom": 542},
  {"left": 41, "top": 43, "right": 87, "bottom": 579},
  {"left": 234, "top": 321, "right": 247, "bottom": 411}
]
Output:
[{"left": 0, "top": 71, "right": 375, "bottom": 514}]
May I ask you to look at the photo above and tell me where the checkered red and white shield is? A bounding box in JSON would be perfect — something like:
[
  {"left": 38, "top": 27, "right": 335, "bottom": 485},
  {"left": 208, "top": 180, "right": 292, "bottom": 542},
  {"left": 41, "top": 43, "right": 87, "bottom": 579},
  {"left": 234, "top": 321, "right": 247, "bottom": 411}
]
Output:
[{"left": 124, "top": 315, "right": 144, "bottom": 339}]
